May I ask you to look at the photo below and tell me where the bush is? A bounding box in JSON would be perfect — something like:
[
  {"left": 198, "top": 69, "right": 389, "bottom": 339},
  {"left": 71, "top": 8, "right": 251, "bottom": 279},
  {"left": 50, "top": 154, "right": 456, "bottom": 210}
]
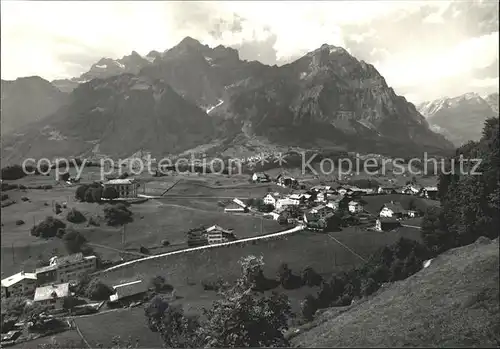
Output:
[
  {"left": 66, "top": 208, "right": 86, "bottom": 223},
  {"left": 161, "top": 239, "right": 170, "bottom": 246},
  {"left": 1, "top": 194, "right": 9, "bottom": 201},
  {"left": 104, "top": 203, "right": 133, "bottom": 226},
  {"left": 15, "top": 219, "right": 25, "bottom": 226},
  {"left": 21, "top": 196, "right": 30, "bottom": 202},
  {"left": 31, "top": 217, "right": 66, "bottom": 238}
]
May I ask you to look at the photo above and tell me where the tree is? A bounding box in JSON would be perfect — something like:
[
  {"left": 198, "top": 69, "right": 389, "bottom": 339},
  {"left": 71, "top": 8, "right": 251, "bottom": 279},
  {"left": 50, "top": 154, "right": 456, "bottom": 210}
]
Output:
[
  {"left": 360, "top": 277, "right": 378, "bottom": 297},
  {"left": 66, "top": 208, "right": 86, "bottom": 223},
  {"left": 85, "top": 279, "right": 114, "bottom": 301},
  {"left": 238, "top": 255, "right": 266, "bottom": 290},
  {"left": 316, "top": 281, "right": 334, "bottom": 308},
  {"left": 104, "top": 203, "right": 133, "bottom": 226},
  {"left": 301, "top": 294, "right": 318, "bottom": 322},
  {"left": 277, "top": 263, "right": 292, "bottom": 288},
  {"left": 302, "top": 267, "right": 323, "bottom": 287},
  {"left": 145, "top": 296, "right": 201, "bottom": 348},
  {"left": 201, "top": 285, "right": 291, "bottom": 347},
  {"left": 102, "top": 186, "right": 119, "bottom": 200},
  {"left": 75, "top": 185, "right": 89, "bottom": 201},
  {"left": 1, "top": 164, "right": 26, "bottom": 180},
  {"left": 31, "top": 216, "right": 66, "bottom": 238},
  {"left": 421, "top": 206, "right": 454, "bottom": 254},
  {"left": 62, "top": 229, "right": 88, "bottom": 254}
]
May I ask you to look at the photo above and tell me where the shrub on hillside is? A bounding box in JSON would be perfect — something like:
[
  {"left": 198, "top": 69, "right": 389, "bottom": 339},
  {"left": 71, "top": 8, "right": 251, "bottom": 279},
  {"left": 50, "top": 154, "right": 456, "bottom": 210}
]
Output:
[
  {"left": 31, "top": 217, "right": 66, "bottom": 238},
  {"left": 66, "top": 208, "right": 86, "bottom": 223},
  {"left": 104, "top": 203, "right": 133, "bottom": 226},
  {"left": 15, "top": 219, "right": 25, "bottom": 226},
  {"left": 1, "top": 165, "right": 26, "bottom": 180}
]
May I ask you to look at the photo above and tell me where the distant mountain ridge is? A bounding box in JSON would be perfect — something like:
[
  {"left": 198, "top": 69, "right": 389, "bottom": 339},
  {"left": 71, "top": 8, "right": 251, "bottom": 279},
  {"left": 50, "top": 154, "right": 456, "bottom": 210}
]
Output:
[
  {"left": 418, "top": 92, "right": 499, "bottom": 146},
  {"left": 1, "top": 76, "right": 68, "bottom": 135},
  {"left": 2, "top": 37, "right": 455, "bottom": 164},
  {"left": 2, "top": 74, "right": 217, "bottom": 164}
]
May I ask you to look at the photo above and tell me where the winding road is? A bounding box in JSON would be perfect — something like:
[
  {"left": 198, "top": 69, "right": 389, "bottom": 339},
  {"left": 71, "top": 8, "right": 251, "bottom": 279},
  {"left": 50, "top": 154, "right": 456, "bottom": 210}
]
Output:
[{"left": 92, "top": 224, "right": 305, "bottom": 275}]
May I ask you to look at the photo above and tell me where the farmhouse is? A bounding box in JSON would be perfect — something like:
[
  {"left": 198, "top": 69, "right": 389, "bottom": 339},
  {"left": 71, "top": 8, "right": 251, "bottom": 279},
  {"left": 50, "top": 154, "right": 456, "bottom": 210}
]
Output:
[
  {"left": 251, "top": 172, "right": 270, "bottom": 183},
  {"left": 205, "top": 225, "right": 237, "bottom": 244},
  {"left": 375, "top": 218, "right": 401, "bottom": 232},
  {"left": 102, "top": 178, "right": 139, "bottom": 198},
  {"left": 310, "top": 205, "right": 335, "bottom": 218},
  {"left": 402, "top": 185, "right": 421, "bottom": 195},
  {"left": 421, "top": 186, "right": 439, "bottom": 199},
  {"left": 187, "top": 229, "right": 208, "bottom": 247},
  {"left": 276, "top": 174, "right": 299, "bottom": 188},
  {"left": 1, "top": 271, "right": 37, "bottom": 298},
  {"left": 379, "top": 201, "right": 407, "bottom": 218},
  {"left": 50, "top": 253, "right": 98, "bottom": 284},
  {"left": 224, "top": 198, "right": 248, "bottom": 213},
  {"left": 33, "top": 283, "right": 70, "bottom": 311},
  {"left": 263, "top": 193, "right": 280, "bottom": 206},
  {"left": 348, "top": 201, "right": 364, "bottom": 214},
  {"left": 109, "top": 280, "right": 148, "bottom": 304},
  {"left": 275, "top": 197, "right": 300, "bottom": 210},
  {"left": 377, "top": 186, "right": 397, "bottom": 194}
]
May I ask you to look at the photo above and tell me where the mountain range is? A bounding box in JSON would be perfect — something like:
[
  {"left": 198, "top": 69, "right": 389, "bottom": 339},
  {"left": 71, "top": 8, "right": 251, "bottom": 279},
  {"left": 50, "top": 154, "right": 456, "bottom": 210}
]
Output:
[
  {"left": 418, "top": 92, "right": 499, "bottom": 147},
  {"left": 1, "top": 37, "right": 455, "bottom": 164},
  {"left": 1, "top": 77, "right": 68, "bottom": 135}
]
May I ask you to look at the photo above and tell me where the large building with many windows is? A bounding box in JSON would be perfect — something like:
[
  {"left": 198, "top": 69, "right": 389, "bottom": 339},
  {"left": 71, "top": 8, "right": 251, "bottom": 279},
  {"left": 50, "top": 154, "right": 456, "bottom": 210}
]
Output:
[
  {"left": 1, "top": 271, "right": 37, "bottom": 298},
  {"left": 50, "top": 253, "right": 97, "bottom": 284},
  {"left": 103, "top": 178, "right": 139, "bottom": 198}
]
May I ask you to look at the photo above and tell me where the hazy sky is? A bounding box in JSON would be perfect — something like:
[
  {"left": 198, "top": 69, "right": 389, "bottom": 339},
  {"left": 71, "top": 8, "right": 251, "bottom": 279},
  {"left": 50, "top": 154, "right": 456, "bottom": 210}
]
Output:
[{"left": 1, "top": 0, "right": 498, "bottom": 103}]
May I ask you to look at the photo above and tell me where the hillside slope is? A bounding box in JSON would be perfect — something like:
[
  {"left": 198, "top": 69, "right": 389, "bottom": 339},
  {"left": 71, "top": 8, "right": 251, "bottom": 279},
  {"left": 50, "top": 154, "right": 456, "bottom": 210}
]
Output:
[
  {"left": 292, "top": 237, "right": 499, "bottom": 347},
  {"left": 1, "top": 77, "right": 68, "bottom": 135}
]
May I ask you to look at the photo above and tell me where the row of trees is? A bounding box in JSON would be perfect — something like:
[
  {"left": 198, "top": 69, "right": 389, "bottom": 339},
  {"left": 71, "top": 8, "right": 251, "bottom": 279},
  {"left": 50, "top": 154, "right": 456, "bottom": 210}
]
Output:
[
  {"left": 300, "top": 237, "right": 431, "bottom": 321},
  {"left": 75, "top": 183, "right": 119, "bottom": 202}
]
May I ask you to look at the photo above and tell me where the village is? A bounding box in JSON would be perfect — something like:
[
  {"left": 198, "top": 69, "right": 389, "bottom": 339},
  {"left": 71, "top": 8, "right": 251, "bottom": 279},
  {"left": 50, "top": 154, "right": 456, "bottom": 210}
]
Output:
[{"left": 1, "top": 164, "right": 440, "bottom": 347}]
